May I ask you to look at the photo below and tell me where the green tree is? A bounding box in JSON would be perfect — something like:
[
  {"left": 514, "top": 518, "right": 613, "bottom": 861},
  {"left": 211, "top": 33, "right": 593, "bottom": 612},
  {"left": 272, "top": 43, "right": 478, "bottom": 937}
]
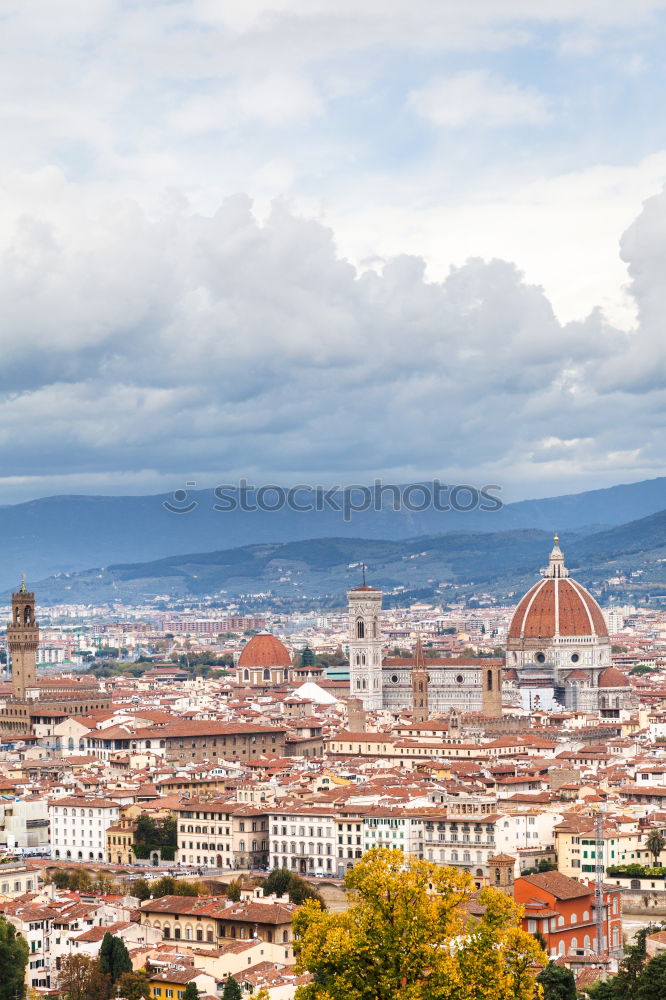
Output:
[
  {"left": 152, "top": 876, "right": 176, "bottom": 896},
  {"left": 0, "top": 915, "right": 29, "bottom": 1000},
  {"left": 183, "top": 984, "right": 200, "bottom": 1000},
  {"left": 262, "top": 868, "right": 323, "bottom": 907},
  {"left": 226, "top": 879, "right": 242, "bottom": 901},
  {"left": 262, "top": 867, "right": 291, "bottom": 897},
  {"left": 115, "top": 970, "right": 151, "bottom": 1000},
  {"left": 51, "top": 869, "right": 71, "bottom": 889},
  {"left": 58, "top": 955, "right": 99, "bottom": 1000},
  {"left": 68, "top": 869, "right": 92, "bottom": 892},
  {"left": 637, "top": 951, "right": 666, "bottom": 1000},
  {"left": 150, "top": 875, "right": 203, "bottom": 898},
  {"left": 99, "top": 933, "right": 132, "bottom": 983},
  {"left": 93, "top": 872, "right": 118, "bottom": 893},
  {"left": 83, "top": 961, "right": 112, "bottom": 1000},
  {"left": 131, "top": 878, "right": 151, "bottom": 901},
  {"left": 537, "top": 961, "right": 576, "bottom": 1000},
  {"left": 646, "top": 830, "right": 666, "bottom": 865},
  {"left": 611, "top": 935, "right": 647, "bottom": 1000},
  {"left": 221, "top": 977, "right": 242, "bottom": 1000},
  {"left": 293, "top": 847, "right": 545, "bottom": 1000},
  {"left": 585, "top": 981, "right": 616, "bottom": 1000}
]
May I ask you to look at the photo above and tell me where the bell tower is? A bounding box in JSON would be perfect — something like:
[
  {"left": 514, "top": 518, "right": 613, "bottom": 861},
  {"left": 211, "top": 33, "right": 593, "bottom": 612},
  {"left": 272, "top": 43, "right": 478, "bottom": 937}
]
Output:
[
  {"left": 8, "top": 580, "right": 39, "bottom": 700},
  {"left": 412, "top": 635, "right": 429, "bottom": 724},
  {"left": 348, "top": 580, "right": 383, "bottom": 711}
]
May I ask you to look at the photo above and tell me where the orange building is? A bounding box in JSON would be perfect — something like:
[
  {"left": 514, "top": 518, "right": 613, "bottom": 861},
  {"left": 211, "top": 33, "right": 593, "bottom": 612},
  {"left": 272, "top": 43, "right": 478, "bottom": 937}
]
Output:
[{"left": 513, "top": 871, "right": 622, "bottom": 960}]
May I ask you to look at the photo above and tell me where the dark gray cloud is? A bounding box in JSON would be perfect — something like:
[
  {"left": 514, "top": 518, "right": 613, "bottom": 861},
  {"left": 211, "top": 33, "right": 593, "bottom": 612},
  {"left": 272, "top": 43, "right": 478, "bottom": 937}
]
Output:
[{"left": 0, "top": 175, "right": 664, "bottom": 500}]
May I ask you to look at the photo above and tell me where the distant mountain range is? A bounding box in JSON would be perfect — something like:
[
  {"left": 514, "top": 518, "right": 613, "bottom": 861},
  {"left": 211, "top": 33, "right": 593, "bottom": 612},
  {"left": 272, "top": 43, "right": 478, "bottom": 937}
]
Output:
[
  {"left": 4, "top": 476, "right": 666, "bottom": 594},
  {"left": 31, "top": 506, "right": 666, "bottom": 606}
]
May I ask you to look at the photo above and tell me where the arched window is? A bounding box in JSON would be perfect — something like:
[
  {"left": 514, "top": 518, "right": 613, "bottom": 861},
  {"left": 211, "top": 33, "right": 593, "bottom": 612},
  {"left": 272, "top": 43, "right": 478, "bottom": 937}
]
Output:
[
  {"left": 487, "top": 669, "right": 493, "bottom": 691},
  {"left": 174, "top": 927, "right": 181, "bottom": 940},
  {"left": 557, "top": 916, "right": 565, "bottom": 927},
  {"left": 163, "top": 927, "right": 171, "bottom": 939},
  {"left": 283, "top": 930, "right": 289, "bottom": 943},
  {"left": 263, "top": 669, "right": 270, "bottom": 681},
  {"left": 570, "top": 912, "right": 577, "bottom": 924},
  {"left": 243, "top": 669, "right": 250, "bottom": 682},
  {"left": 356, "top": 619, "right": 365, "bottom": 639}
]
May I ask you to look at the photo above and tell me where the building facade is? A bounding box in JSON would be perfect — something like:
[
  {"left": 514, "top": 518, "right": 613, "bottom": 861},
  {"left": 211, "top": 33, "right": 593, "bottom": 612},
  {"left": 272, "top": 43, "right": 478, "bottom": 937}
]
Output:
[
  {"left": 347, "top": 584, "right": 503, "bottom": 716},
  {"left": 268, "top": 805, "right": 336, "bottom": 875},
  {"left": 50, "top": 797, "right": 120, "bottom": 862}
]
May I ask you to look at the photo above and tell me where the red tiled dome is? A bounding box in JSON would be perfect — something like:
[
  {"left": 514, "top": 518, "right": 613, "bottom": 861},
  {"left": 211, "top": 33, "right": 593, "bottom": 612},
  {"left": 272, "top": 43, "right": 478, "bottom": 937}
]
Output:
[
  {"left": 598, "top": 666, "right": 629, "bottom": 688},
  {"left": 508, "top": 578, "right": 608, "bottom": 640},
  {"left": 237, "top": 633, "right": 291, "bottom": 668}
]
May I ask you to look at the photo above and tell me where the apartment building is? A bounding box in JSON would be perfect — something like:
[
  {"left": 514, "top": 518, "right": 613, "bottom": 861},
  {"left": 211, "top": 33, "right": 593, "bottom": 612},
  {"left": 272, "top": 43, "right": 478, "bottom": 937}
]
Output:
[
  {"left": 514, "top": 871, "right": 623, "bottom": 959},
  {"left": 50, "top": 797, "right": 120, "bottom": 861},
  {"left": 140, "top": 892, "right": 298, "bottom": 962},
  {"left": 176, "top": 801, "right": 270, "bottom": 869},
  {"left": 555, "top": 814, "right": 647, "bottom": 877},
  {"left": 86, "top": 722, "right": 287, "bottom": 763},
  {"left": 268, "top": 804, "right": 336, "bottom": 875}
]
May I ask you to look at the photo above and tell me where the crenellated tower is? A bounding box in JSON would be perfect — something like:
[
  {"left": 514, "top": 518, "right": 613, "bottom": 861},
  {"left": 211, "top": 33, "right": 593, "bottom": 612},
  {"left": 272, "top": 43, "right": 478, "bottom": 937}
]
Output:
[{"left": 7, "top": 580, "right": 39, "bottom": 700}]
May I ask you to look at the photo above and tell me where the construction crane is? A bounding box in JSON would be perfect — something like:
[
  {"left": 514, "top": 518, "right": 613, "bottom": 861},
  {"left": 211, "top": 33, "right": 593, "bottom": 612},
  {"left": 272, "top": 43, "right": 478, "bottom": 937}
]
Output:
[{"left": 594, "top": 809, "right": 605, "bottom": 956}]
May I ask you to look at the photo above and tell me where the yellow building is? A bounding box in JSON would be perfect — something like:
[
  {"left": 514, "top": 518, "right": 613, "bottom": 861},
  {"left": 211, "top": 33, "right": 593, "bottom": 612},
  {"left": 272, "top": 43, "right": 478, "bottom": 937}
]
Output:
[
  {"left": 149, "top": 969, "right": 215, "bottom": 999},
  {"left": 555, "top": 814, "right": 655, "bottom": 877},
  {"left": 106, "top": 816, "right": 137, "bottom": 865}
]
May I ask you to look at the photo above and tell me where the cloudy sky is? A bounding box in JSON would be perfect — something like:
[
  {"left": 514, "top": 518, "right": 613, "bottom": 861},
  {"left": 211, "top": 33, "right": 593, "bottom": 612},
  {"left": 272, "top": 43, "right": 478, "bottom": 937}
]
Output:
[{"left": 2, "top": 0, "right": 666, "bottom": 504}]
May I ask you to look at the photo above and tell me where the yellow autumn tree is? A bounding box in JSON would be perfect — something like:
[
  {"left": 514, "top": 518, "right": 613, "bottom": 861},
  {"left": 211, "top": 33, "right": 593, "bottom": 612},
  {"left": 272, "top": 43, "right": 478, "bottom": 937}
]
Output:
[{"left": 293, "top": 847, "right": 545, "bottom": 1000}]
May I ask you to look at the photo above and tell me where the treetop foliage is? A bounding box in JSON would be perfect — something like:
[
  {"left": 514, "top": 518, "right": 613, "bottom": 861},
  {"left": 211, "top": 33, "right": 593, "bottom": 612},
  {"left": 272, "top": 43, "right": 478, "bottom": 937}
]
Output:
[{"left": 292, "top": 847, "right": 545, "bottom": 1000}]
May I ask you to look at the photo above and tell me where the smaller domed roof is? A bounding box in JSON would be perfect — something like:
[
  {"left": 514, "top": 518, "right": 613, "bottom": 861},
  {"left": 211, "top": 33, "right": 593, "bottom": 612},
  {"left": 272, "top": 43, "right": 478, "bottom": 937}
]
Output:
[
  {"left": 598, "top": 666, "right": 630, "bottom": 688},
  {"left": 237, "top": 632, "right": 291, "bottom": 668}
]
